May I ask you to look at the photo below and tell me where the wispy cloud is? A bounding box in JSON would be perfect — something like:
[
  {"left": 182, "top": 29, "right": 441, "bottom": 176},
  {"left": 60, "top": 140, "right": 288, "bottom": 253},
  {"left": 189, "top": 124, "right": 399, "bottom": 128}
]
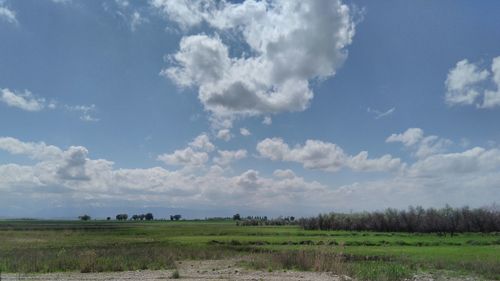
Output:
[
  {"left": 0, "top": 89, "right": 46, "bottom": 111},
  {"left": 0, "top": 4, "right": 17, "bottom": 25},
  {"left": 64, "top": 104, "right": 99, "bottom": 122},
  {"left": 367, "top": 107, "right": 395, "bottom": 119},
  {"left": 0, "top": 87, "right": 98, "bottom": 122}
]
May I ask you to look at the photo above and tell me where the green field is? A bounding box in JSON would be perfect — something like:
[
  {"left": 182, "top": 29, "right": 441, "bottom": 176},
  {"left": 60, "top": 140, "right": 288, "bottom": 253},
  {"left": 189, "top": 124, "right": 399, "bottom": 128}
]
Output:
[{"left": 1, "top": 220, "right": 499, "bottom": 280}]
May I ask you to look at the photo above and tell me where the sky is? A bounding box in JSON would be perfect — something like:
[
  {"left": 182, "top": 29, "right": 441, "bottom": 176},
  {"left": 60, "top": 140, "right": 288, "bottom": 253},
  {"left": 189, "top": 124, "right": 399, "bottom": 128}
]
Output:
[{"left": 1, "top": 0, "right": 500, "bottom": 219}]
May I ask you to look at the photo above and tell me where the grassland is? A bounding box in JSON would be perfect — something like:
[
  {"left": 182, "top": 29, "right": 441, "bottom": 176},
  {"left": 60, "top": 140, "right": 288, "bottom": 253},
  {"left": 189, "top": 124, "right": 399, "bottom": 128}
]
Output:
[{"left": 0, "top": 220, "right": 499, "bottom": 280}]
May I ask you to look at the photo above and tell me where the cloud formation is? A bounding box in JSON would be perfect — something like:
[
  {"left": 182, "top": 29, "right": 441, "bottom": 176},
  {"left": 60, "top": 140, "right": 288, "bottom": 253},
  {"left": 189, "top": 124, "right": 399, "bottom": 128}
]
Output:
[
  {"left": 483, "top": 57, "right": 500, "bottom": 108},
  {"left": 216, "top": 129, "right": 232, "bottom": 141},
  {"left": 0, "top": 136, "right": 327, "bottom": 215},
  {"left": 0, "top": 89, "right": 47, "bottom": 111},
  {"left": 257, "top": 138, "right": 402, "bottom": 172},
  {"left": 0, "top": 87, "right": 98, "bottom": 121},
  {"left": 445, "top": 56, "right": 500, "bottom": 108},
  {"left": 155, "top": 0, "right": 357, "bottom": 123},
  {"left": 157, "top": 133, "right": 216, "bottom": 167},
  {"left": 213, "top": 149, "right": 247, "bottom": 166},
  {"left": 367, "top": 107, "right": 395, "bottom": 119},
  {"left": 387, "top": 128, "right": 452, "bottom": 159},
  {"left": 1, "top": 133, "right": 500, "bottom": 215},
  {"left": 0, "top": 4, "right": 17, "bottom": 25},
  {"left": 240, "top": 128, "right": 251, "bottom": 136},
  {"left": 189, "top": 133, "right": 215, "bottom": 152}
]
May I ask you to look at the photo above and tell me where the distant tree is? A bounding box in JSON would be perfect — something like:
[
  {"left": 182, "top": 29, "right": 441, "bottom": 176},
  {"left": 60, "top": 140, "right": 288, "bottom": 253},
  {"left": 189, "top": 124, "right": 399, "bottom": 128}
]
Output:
[
  {"left": 106, "top": 217, "right": 111, "bottom": 221},
  {"left": 170, "top": 215, "right": 174, "bottom": 221},
  {"left": 132, "top": 214, "right": 139, "bottom": 221},
  {"left": 79, "top": 214, "right": 91, "bottom": 221},
  {"left": 145, "top": 213, "right": 154, "bottom": 221},
  {"left": 233, "top": 213, "right": 241, "bottom": 220},
  {"left": 172, "top": 214, "right": 181, "bottom": 221},
  {"left": 116, "top": 214, "right": 128, "bottom": 221},
  {"left": 290, "top": 216, "right": 295, "bottom": 222}
]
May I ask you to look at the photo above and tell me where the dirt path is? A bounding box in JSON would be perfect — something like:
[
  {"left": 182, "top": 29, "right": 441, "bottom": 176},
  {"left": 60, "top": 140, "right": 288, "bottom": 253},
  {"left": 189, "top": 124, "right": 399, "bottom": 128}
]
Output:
[
  {"left": 0, "top": 259, "right": 347, "bottom": 280},
  {"left": 0, "top": 259, "right": 480, "bottom": 281}
]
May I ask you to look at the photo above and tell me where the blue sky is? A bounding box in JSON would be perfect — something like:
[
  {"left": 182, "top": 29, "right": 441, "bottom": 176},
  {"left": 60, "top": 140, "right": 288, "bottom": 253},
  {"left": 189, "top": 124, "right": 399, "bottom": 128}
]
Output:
[{"left": 1, "top": 0, "right": 500, "bottom": 218}]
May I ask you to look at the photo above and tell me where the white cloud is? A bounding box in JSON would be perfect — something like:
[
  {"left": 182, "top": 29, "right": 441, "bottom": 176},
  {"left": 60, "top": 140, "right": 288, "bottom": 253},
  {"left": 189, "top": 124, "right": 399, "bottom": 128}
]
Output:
[
  {"left": 157, "top": 147, "right": 208, "bottom": 167},
  {"left": 0, "top": 137, "right": 111, "bottom": 186},
  {"left": 56, "top": 146, "right": 91, "bottom": 181},
  {"left": 386, "top": 128, "right": 452, "bottom": 159},
  {"left": 257, "top": 138, "right": 401, "bottom": 173},
  {"left": 130, "top": 11, "right": 146, "bottom": 31},
  {"left": 216, "top": 129, "right": 232, "bottom": 141},
  {"left": 1, "top": 87, "right": 99, "bottom": 121},
  {"left": 156, "top": 0, "right": 357, "bottom": 124},
  {"left": 157, "top": 133, "right": 217, "bottom": 167},
  {"left": 445, "top": 59, "right": 489, "bottom": 106},
  {"left": 482, "top": 57, "right": 500, "bottom": 108},
  {"left": 51, "top": 0, "right": 72, "bottom": 4},
  {"left": 414, "top": 135, "right": 452, "bottom": 159},
  {"left": 0, "top": 4, "right": 17, "bottom": 25},
  {"left": 367, "top": 107, "right": 395, "bottom": 119},
  {"left": 189, "top": 133, "right": 215, "bottom": 152},
  {"left": 104, "top": 0, "right": 148, "bottom": 32},
  {"left": 386, "top": 128, "right": 423, "bottom": 146},
  {"left": 0, "top": 89, "right": 46, "bottom": 111},
  {"left": 0, "top": 137, "right": 327, "bottom": 215},
  {"left": 65, "top": 104, "right": 99, "bottom": 122},
  {"left": 444, "top": 56, "right": 500, "bottom": 108},
  {"left": 1, "top": 136, "right": 500, "bottom": 215},
  {"left": 273, "top": 169, "right": 296, "bottom": 179},
  {"left": 407, "top": 146, "right": 500, "bottom": 178},
  {"left": 115, "top": 0, "right": 129, "bottom": 8},
  {"left": 0, "top": 137, "right": 62, "bottom": 160},
  {"left": 240, "top": 128, "right": 251, "bottom": 136},
  {"left": 262, "top": 116, "right": 272, "bottom": 125},
  {"left": 213, "top": 149, "right": 247, "bottom": 166}
]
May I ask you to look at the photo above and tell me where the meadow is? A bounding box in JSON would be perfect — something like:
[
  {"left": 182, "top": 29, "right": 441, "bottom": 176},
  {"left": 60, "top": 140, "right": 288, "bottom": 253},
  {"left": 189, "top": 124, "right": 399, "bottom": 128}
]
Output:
[{"left": 0, "top": 219, "right": 499, "bottom": 280}]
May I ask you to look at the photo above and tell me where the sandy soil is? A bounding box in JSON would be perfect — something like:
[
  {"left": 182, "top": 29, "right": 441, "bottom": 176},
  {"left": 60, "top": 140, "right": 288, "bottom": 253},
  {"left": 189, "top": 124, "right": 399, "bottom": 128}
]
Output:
[
  {"left": 0, "top": 259, "right": 480, "bottom": 281},
  {"left": 0, "top": 259, "right": 347, "bottom": 281}
]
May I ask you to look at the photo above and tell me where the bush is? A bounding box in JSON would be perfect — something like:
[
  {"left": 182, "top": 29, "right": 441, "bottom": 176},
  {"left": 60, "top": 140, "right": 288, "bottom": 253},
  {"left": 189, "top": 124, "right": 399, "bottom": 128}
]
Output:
[{"left": 171, "top": 269, "right": 180, "bottom": 279}]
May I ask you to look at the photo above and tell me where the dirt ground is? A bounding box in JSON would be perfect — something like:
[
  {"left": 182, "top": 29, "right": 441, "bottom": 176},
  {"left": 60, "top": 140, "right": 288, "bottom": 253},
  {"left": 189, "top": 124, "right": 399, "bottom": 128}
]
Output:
[{"left": 0, "top": 259, "right": 481, "bottom": 281}]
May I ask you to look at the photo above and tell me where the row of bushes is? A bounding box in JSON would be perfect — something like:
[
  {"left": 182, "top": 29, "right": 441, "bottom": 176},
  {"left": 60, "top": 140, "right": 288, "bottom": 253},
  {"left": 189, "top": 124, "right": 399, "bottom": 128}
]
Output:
[{"left": 299, "top": 205, "right": 500, "bottom": 234}]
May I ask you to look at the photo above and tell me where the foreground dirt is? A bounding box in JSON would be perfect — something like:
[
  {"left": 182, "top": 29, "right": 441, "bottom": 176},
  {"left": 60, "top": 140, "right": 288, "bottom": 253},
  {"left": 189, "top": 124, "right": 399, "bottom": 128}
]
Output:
[
  {"left": 0, "top": 259, "right": 481, "bottom": 281},
  {"left": 1, "top": 259, "right": 346, "bottom": 281}
]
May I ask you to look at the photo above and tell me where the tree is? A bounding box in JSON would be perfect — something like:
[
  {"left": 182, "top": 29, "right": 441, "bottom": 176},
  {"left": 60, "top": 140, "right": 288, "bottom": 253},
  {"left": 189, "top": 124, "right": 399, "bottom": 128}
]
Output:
[
  {"left": 233, "top": 213, "right": 241, "bottom": 220},
  {"left": 79, "top": 214, "right": 91, "bottom": 221},
  {"left": 116, "top": 214, "right": 128, "bottom": 221},
  {"left": 172, "top": 214, "right": 181, "bottom": 221},
  {"left": 145, "top": 213, "right": 154, "bottom": 221},
  {"left": 106, "top": 217, "right": 111, "bottom": 221}
]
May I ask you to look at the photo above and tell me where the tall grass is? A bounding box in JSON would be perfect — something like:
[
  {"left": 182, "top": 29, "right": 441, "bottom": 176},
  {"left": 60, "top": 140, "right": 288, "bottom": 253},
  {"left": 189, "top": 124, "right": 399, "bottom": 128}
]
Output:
[
  {"left": 0, "top": 243, "right": 236, "bottom": 273},
  {"left": 245, "top": 249, "right": 412, "bottom": 281}
]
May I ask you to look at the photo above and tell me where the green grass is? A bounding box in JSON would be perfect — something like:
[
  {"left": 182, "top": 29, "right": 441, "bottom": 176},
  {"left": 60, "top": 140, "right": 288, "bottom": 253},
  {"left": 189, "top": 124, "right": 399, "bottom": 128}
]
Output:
[{"left": 0, "top": 220, "right": 499, "bottom": 280}]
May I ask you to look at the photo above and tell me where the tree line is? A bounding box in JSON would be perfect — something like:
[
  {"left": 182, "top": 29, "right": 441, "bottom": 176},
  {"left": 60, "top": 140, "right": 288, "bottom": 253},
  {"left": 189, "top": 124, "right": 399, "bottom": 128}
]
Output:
[
  {"left": 298, "top": 205, "right": 500, "bottom": 235},
  {"left": 233, "top": 214, "right": 297, "bottom": 226}
]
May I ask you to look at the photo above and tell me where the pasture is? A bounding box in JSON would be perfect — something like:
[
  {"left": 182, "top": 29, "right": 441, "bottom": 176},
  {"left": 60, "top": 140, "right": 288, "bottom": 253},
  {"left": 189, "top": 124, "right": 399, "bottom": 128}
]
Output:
[{"left": 0, "top": 220, "right": 499, "bottom": 280}]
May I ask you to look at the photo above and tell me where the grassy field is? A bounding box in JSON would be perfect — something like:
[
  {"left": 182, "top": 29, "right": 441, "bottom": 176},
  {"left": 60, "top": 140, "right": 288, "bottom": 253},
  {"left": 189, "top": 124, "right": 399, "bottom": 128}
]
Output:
[{"left": 0, "top": 220, "right": 499, "bottom": 280}]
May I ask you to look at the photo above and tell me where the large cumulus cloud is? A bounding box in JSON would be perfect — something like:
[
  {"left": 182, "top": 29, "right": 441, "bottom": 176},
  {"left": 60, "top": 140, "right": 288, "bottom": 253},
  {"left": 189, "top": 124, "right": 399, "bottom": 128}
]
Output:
[{"left": 154, "top": 0, "right": 357, "bottom": 123}]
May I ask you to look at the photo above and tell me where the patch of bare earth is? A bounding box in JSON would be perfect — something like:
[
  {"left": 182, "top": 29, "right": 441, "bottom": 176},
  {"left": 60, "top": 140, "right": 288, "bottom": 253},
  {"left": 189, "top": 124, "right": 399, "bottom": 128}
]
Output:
[
  {"left": 0, "top": 259, "right": 483, "bottom": 281},
  {"left": 0, "top": 258, "right": 346, "bottom": 281}
]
